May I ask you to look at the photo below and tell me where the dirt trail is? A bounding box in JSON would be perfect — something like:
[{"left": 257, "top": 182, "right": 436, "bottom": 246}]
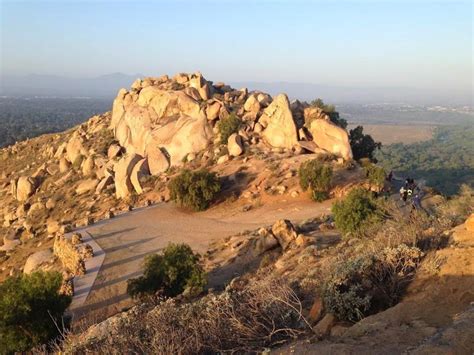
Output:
[{"left": 72, "top": 196, "right": 333, "bottom": 324}]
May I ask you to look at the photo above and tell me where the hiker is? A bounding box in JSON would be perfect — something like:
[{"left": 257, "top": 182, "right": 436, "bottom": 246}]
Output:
[
  {"left": 400, "top": 186, "right": 408, "bottom": 202},
  {"left": 386, "top": 170, "right": 393, "bottom": 182}
]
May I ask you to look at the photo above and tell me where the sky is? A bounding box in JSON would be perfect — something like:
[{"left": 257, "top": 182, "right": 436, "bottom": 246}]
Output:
[{"left": 1, "top": 0, "right": 472, "bottom": 99}]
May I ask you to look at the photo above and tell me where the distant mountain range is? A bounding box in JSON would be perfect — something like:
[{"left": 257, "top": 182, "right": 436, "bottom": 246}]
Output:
[
  {"left": 0, "top": 73, "right": 140, "bottom": 98},
  {"left": 1, "top": 73, "right": 471, "bottom": 105}
]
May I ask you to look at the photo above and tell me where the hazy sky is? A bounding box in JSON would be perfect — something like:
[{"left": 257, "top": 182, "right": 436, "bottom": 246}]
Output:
[{"left": 1, "top": 0, "right": 472, "bottom": 95}]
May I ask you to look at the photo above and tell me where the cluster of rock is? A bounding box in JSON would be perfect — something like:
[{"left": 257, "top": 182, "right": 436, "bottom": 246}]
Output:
[
  {"left": 253, "top": 219, "right": 309, "bottom": 255},
  {"left": 104, "top": 72, "right": 353, "bottom": 198}
]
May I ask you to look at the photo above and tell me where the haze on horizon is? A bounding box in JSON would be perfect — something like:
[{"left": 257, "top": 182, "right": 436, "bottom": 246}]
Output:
[{"left": 1, "top": 0, "right": 472, "bottom": 105}]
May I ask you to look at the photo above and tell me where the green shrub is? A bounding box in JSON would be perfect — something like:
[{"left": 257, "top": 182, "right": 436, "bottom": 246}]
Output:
[
  {"left": 332, "top": 188, "right": 381, "bottom": 236},
  {"left": 217, "top": 113, "right": 241, "bottom": 144},
  {"left": 299, "top": 159, "right": 333, "bottom": 202},
  {"left": 169, "top": 169, "right": 221, "bottom": 211},
  {"left": 349, "top": 126, "right": 381, "bottom": 161},
  {"left": 364, "top": 164, "right": 386, "bottom": 190},
  {"left": 322, "top": 244, "right": 422, "bottom": 322},
  {"left": 0, "top": 271, "right": 71, "bottom": 353},
  {"left": 127, "top": 243, "right": 206, "bottom": 300}
]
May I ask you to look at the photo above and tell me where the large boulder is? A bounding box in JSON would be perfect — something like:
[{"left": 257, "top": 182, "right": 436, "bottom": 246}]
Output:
[
  {"left": 147, "top": 114, "right": 213, "bottom": 166},
  {"left": 146, "top": 144, "right": 170, "bottom": 175},
  {"left": 114, "top": 154, "right": 142, "bottom": 198},
  {"left": 206, "top": 101, "right": 221, "bottom": 121},
  {"left": 227, "top": 133, "right": 244, "bottom": 157},
  {"left": 308, "top": 119, "right": 353, "bottom": 160},
  {"left": 23, "top": 249, "right": 53, "bottom": 274},
  {"left": 16, "top": 176, "right": 37, "bottom": 201},
  {"left": 271, "top": 219, "right": 298, "bottom": 250},
  {"left": 76, "top": 179, "right": 99, "bottom": 195},
  {"left": 260, "top": 94, "right": 298, "bottom": 149},
  {"left": 59, "top": 157, "right": 70, "bottom": 173},
  {"left": 110, "top": 85, "right": 213, "bottom": 166},
  {"left": 66, "top": 134, "right": 86, "bottom": 163},
  {"left": 130, "top": 158, "right": 150, "bottom": 194},
  {"left": 189, "top": 72, "right": 211, "bottom": 100},
  {"left": 82, "top": 155, "right": 95, "bottom": 176},
  {"left": 96, "top": 175, "right": 114, "bottom": 194},
  {"left": 244, "top": 94, "right": 261, "bottom": 113}
]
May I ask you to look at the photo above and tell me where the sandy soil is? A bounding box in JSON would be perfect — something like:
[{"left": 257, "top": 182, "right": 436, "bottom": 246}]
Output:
[
  {"left": 348, "top": 124, "right": 435, "bottom": 145},
  {"left": 72, "top": 194, "right": 334, "bottom": 324}
]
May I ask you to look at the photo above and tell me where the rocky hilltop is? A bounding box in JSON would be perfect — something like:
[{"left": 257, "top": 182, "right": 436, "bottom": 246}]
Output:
[
  {"left": 109, "top": 72, "right": 352, "bottom": 196},
  {"left": 1, "top": 72, "right": 473, "bottom": 354}
]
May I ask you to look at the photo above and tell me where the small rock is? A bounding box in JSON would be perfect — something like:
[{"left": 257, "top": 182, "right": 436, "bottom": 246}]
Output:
[
  {"left": 217, "top": 154, "right": 229, "bottom": 165},
  {"left": 312, "top": 313, "right": 336, "bottom": 337}
]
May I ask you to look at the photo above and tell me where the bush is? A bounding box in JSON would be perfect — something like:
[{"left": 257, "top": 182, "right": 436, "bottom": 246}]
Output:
[
  {"left": 349, "top": 126, "right": 381, "bottom": 161},
  {"left": 364, "top": 164, "right": 386, "bottom": 191},
  {"left": 217, "top": 113, "right": 241, "bottom": 144},
  {"left": 0, "top": 271, "right": 71, "bottom": 353},
  {"left": 169, "top": 169, "right": 221, "bottom": 211},
  {"left": 299, "top": 159, "right": 333, "bottom": 202},
  {"left": 332, "top": 188, "right": 381, "bottom": 236},
  {"left": 437, "top": 184, "right": 474, "bottom": 225},
  {"left": 127, "top": 243, "right": 206, "bottom": 300},
  {"left": 322, "top": 245, "right": 422, "bottom": 322}
]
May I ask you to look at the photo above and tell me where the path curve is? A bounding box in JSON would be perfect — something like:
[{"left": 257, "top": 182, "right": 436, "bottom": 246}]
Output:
[{"left": 69, "top": 197, "right": 333, "bottom": 323}]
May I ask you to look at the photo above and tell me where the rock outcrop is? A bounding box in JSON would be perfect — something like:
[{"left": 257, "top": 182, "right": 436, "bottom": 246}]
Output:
[
  {"left": 16, "top": 176, "right": 37, "bottom": 201},
  {"left": 130, "top": 158, "right": 150, "bottom": 194},
  {"left": 53, "top": 235, "right": 86, "bottom": 276},
  {"left": 111, "top": 78, "right": 213, "bottom": 166},
  {"left": 260, "top": 94, "right": 298, "bottom": 149},
  {"left": 227, "top": 133, "right": 244, "bottom": 157},
  {"left": 114, "top": 154, "right": 142, "bottom": 198},
  {"left": 23, "top": 249, "right": 54, "bottom": 274},
  {"left": 308, "top": 119, "right": 352, "bottom": 160}
]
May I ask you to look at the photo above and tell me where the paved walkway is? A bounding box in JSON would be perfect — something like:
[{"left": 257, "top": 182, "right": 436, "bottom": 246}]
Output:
[{"left": 67, "top": 198, "right": 334, "bottom": 324}]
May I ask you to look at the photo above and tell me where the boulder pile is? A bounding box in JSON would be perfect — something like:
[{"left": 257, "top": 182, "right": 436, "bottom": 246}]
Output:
[{"left": 101, "top": 72, "right": 353, "bottom": 198}]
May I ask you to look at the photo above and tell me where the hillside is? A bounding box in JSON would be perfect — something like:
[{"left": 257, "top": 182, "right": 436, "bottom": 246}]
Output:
[{"left": 0, "top": 72, "right": 473, "bottom": 354}]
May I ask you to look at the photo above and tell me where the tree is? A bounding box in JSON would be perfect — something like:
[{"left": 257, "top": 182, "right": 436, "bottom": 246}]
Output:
[
  {"left": 299, "top": 159, "right": 333, "bottom": 201},
  {"left": 309, "top": 98, "right": 347, "bottom": 129},
  {"left": 217, "top": 113, "right": 241, "bottom": 144},
  {"left": 332, "top": 188, "right": 381, "bottom": 236},
  {"left": 127, "top": 243, "right": 206, "bottom": 300},
  {"left": 0, "top": 271, "right": 71, "bottom": 353},
  {"left": 169, "top": 169, "right": 221, "bottom": 211},
  {"left": 364, "top": 164, "right": 386, "bottom": 191},
  {"left": 349, "top": 126, "right": 381, "bottom": 161}
]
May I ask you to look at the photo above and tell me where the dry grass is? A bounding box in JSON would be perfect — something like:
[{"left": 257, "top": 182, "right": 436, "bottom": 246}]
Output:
[{"left": 59, "top": 278, "right": 310, "bottom": 354}]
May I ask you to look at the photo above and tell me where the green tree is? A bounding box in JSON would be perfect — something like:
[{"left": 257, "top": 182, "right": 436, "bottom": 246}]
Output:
[
  {"left": 169, "top": 169, "right": 221, "bottom": 211},
  {"left": 309, "top": 98, "right": 347, "bottom": 128},
  {"left": 217, "top": 113, "right": 241, "bottom": 144},
  {"left": 332, "top": 188, "right": 381, "bottom": 236},
  {"left": 349, "top": 126, "right": 382, "bottom": 161},
  {"left": 364, "top": 164, "right": 386, "bottom": 191},
  {"left": 0, "top": 271, "right": 71, "bottom": 353},
  {"left": 299, "top": 159, "right": 333, "bottom": 201},
  {"left": 127, "top": 243, "right": 206, "bottom": 300}
]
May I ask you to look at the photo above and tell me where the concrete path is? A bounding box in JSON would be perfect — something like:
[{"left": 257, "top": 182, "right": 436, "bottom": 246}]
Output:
[{"left": 68, "top": 198, "right": 333, "bottom": 324}]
